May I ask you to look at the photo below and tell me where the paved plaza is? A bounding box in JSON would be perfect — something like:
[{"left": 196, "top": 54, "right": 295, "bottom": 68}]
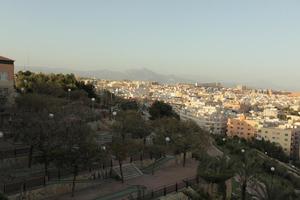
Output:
[{"left": 49, "top": 159, "right": 198, "bottom": 200}]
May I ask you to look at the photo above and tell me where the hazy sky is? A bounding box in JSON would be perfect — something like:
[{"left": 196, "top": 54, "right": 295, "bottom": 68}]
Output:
[{"left": 1, "top": 0, "right": 300, "bottom": 90}]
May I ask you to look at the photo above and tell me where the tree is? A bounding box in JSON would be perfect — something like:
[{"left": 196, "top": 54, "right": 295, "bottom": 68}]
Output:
[
  {"left": 146, "top": 144, "right": 165, "bottom": 175},
  {"left": 173, "top": 120, "right": 210, "bottom": 167},
  {"left": 251, "top": 176, "right": 296, "bottom": 200},
  {"left": 113, "top": 110, "right": 150, "bottom": 142},
  {"left": 197, "top": 154, "right": 236, "bottom": 199},
  {"left": 149, "top": 100, "right": 179, "bottom": 120},
  {"left": 153, "top": 118, "right": 210, "bottom": 166},
  {"left": 120, "top": 99, "right": 139, "bottom": 111},
  {"left": 0, "top": 193, "right": 8, "bottom": 200},
  {"left": 237, "top": 150, "right": 262, "bottom": 200},
  {"left": 110, "top": 138, "right": 130, "bottom": 183},
  {"left": 52, "top": 118, "right": 98, "bottom": 197},
  {"left": 12, "top": 94, "right": 65, "bottom": 169}
]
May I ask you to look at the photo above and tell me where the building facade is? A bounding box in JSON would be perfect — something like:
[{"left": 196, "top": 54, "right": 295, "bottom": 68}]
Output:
[
  {"left": 227, "top": 115, "right": 259, "bottom": 140},
  {"left": 0, "top": 56, "right": 14, "bottom": 108}
]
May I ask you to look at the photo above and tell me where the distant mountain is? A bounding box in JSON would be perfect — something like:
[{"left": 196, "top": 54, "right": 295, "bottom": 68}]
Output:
[
  {"left": 15, "top": 66, "right": 194, "bottom": 84},
  {"left": 15, "top": 66, "right": 291, "bottom": 91}
]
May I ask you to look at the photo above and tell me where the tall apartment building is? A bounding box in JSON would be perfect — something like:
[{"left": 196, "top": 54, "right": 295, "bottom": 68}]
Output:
[
  {"left": 227, "top": 114, "right": 300, "bottom": 158},
  {"left": 227, "top": 115, "right": 259, "bottom": 139},
  {"left": 256, "top": 125, "right": 300, "bottom": 158},
  {"left": 180, "top": 109, "right": 227, "bottom": 135},
  {"left": 0, "top": 56, "right": 15, "bottom": 108}
]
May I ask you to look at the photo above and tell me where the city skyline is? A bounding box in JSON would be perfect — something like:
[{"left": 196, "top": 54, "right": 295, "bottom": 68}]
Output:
[{"left": 1, "top": 0, "right": 300, "bottom": 90}]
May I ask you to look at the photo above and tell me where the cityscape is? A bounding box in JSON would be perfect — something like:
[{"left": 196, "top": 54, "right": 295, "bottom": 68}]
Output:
[{"left": 1, "top": 1, "right": 300, "bottom": 200}]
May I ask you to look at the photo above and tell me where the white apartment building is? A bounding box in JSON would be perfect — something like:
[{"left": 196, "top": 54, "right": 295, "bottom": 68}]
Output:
[{"left": 180, "top": 108, "right": 227, "bottom": 135}]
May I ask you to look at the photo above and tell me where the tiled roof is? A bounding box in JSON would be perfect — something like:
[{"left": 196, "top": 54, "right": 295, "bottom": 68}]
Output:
[{"left": 0, "top": 56, "right": 14, "bottom": 62}]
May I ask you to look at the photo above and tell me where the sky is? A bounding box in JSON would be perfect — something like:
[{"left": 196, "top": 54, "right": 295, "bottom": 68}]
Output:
[{"left": 1, "top": 0, "right": 300, "bottom": 91}]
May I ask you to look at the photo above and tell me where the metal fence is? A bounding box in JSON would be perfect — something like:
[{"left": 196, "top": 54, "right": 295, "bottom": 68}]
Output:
[
  {"left": 0, "top": 167, "right": 112, "bottom": 195},
  {"left": 0, "top": 146, "right": 32, "bottom": 159},
  {"left": 130, "top": 176, "right": 201, "bottom": 200},
  {"left": 0, "top": 152, "right": 157, "bottom": 195}
]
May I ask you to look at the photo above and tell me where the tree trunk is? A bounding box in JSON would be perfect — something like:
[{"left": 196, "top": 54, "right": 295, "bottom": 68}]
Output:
[
  {"left": 44, "top": 157, "right": 49, "bottom": 180},
  {"left": 183, "top": 151, "right": 186, "bottom": 167},
  {"left": 71, "top": 166, "right": 78, "bottom": 197},
  {"left": 218, "top": 182, "right": 227, "bottom": 200},
  {"left": 58, "top": 168, "right": 61, "bottom": 180},
  {"left": 28, "top": 145, "right": 33, "bottom": 168},
  {"left": 119, "top": 160, "right": 124, "bottom": 183},
  {"left": 241, "top": 182, "right": 247, "bottom": 200},
  {"left": 152, "top": 159, "right": 156, "bottom": 175}
]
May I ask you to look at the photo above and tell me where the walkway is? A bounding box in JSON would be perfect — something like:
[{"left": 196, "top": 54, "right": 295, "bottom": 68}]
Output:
[{"left": 48, "top": 159, "right": 198, "bottom": 200}]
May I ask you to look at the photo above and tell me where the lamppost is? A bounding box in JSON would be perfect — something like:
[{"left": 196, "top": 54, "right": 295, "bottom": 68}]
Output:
[
  {"left": 68, "top": 88, "right": 71, "bottom": 101},
  {"left": 112, "top": 111, "right": 117, "bottom": 120},
  {"left": 222, "top": 137, "right": 226, "bottom": 144},
  {"left": 265, "top": 151, "right": 268, "bottom": 156},
  {"left": 241, "top": 148, "right": 246, "bottom": 164},
  {"left": 49, "top": 113, "right": 54, "bottom": 119},
  {"left": 165, "top": 136, "right": 171, "bottom": 144},
  {"left": 270, "top": 166, "right": 275, "bottom": 195},
  {"left": 101, "top": 146, "right": 106, "bottom": 170},
  {"left": 91, "top": 98, "right": 95, "bottom": 120}
]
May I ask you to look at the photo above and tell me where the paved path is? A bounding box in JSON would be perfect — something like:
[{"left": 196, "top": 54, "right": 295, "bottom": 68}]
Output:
[{"left": 49, "top": 159, "right": 198, "bottom": 200}]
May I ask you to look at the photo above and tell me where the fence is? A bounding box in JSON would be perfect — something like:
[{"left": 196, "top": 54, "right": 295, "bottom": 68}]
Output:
[
  {"left": 130, "top": 176, "right": 201, "bottom": 200},
  {"left": 0, "top": 146, "right": 32, "bottom": 159},
  {"left": 0, "top": 152, "right": 157, "bottom": 195},
  {"left": 0, "top": 167, "right": 112, "bottom": 195}
]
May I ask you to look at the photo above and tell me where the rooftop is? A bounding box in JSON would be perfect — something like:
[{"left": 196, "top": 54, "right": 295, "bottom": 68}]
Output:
[
  {"left": 0, "top": 56, "right": 14, "bottom": 65},
  {"left": 0, "top": 56, "right": 14, "bottom": 62}
]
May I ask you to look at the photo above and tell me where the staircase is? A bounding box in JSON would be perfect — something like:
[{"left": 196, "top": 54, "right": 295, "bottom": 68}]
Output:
[
  {"left": 113, "top": 163, "right": 143, "bottom": 181},
  {"left": 142, "top": 155, "right": 175, "bottom": 174},
  {"left": 95, "top": 131, "right": 113, "bottom": 145}
]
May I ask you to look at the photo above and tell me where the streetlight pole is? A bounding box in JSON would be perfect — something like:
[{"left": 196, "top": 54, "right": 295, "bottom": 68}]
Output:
[
  {"left": 91, "top": 98, "right": 95, "bottom": 121},
  {"left": 165, "top": 137, "right": 170, "bottom": 157},
  {"left": 68, "top": 88, "right": 71, "bottom": 101},
  {"left": 112, "top": 111, "right": 117, "bottom": 120},
  {"left": 270, "top": 166, "right": 275, "bottom": 197}
]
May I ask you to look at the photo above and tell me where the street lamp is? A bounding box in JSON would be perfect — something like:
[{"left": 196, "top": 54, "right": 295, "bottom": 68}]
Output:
[
  {"left": 112, "top": 111, "right": 117, "bottom": 120},
  {"left": 91, "top": 98, "right": 96, "bottom": 119},
  {"left": 102, "top": 146, "right": 106, "bottom": 151},
  {"left": 241, "top": 149, "right": 245, "bottom": 153},
  {"left": 270, "top": 167, "right": 275, "bottom": 172},
  {"left": 165, "top": 137, "right": 171, "bottom": 143},
  {"left": 49, "top": 113, "right": 54, "bottom": 119},
  {"left": 68, "top": 88, "right": 71, "bottom": 101},
  {"left": 222, "top": 138, "right": 226, "bottom": 142},
  {"left": 270, "top": 166, "right": 275, "bottom": 191},
  {"left": 265, "top": 151, "right": 268, "bottom": 155}
]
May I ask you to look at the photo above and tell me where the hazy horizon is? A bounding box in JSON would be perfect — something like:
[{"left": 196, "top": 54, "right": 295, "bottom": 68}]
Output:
[{"left": 1, "top": 0, "right": 300, "bottom": 91}]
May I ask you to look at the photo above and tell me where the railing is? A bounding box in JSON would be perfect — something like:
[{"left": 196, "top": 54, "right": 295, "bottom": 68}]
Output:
[
  {"left": 0, "top": 146, "right": 33, "bottom": 159},
  {"left": 0, "top": 152, "right": 155, "bottom": 195},
  {"left": 0, "top": 167, "right": 112, "bottom": 195},
  {"left": 130, "top": 176, "right": 202, "bottom": 200}
]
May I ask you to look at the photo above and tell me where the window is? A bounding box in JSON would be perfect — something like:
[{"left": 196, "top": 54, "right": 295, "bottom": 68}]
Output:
[{"left": 0, "top": 72, "right": 8, "bottom": 80}]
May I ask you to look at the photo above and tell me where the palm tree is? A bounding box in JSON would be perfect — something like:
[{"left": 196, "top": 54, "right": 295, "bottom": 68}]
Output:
[
  {"left": 237, "top": 149, "right": 262, "bottom": 200},
  {"left": 197, "top": 154, "right": 236, "bottom": 199},
  {"left": 250, "top": 176, "right": 296, "bottom": 200}
]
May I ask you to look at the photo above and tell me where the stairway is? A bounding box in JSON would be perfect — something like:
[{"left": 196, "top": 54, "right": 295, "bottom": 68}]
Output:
[
  {"left": 113, "top": 163, "right": 143, "bottom": 181},
  {"left": 95, "top": 131, "right": 113, "bottom": 145},
  {"left": 142, "top": 155, "right": 175, "bottom": 174}
]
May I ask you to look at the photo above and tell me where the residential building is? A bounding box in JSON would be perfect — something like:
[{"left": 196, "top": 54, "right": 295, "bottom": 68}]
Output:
[
  {"left": 227, "top": 115, "right": 259, "bottom": 139},
  {"left": 0, "top": 56, "right": 14, "bottom": 108}
]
